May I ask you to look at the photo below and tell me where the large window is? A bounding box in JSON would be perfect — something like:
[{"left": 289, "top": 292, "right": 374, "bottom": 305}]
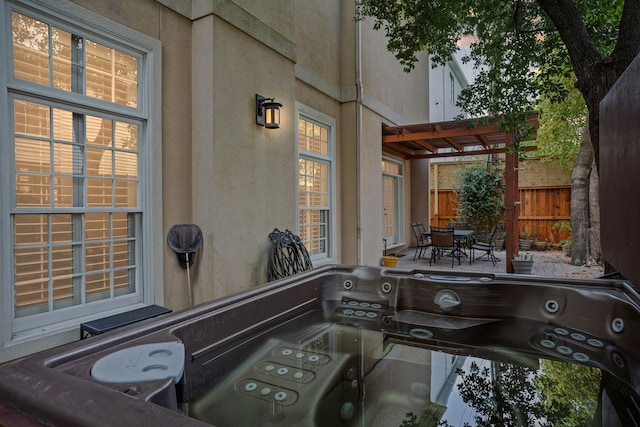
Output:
[
  {"left": 2, "top": 2, "right": 155, "bottom": 341},
  {"left": 298, "top": 111, "right": 334, "bottom": 263},
  {"left": 382, "top": 158, "right": 404, "bottom": 246}
]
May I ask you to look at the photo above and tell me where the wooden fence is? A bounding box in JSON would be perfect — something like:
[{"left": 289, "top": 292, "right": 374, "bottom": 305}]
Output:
[{"left": 430, "top": 185, "right": 571, "bottom": 244}]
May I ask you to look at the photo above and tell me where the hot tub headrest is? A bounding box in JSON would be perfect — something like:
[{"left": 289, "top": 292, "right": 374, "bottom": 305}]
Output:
[{"left": 91, "top": 342, "right": 185, "bottom": 384}]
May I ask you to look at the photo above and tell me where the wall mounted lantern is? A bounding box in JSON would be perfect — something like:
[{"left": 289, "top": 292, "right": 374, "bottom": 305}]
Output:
[{"left": 256, "top": 94, "right": 283, "bottom": 129}]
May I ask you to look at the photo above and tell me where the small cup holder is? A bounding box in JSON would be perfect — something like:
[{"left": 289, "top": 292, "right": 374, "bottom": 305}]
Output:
[
  {"left": 611, "top": 318, "right": 624, "bottom": 333},
  {"left": 544, "top": 299, "right": 560, "bottom": 313}
]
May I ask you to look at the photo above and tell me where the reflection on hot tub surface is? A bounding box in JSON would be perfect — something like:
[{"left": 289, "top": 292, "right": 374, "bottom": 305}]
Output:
[
  {"left": 0, "top": 266, "right": 638, "bottom": 426},
  {"left": 186, "top": 308, "right": 635, "bottom": 427}
]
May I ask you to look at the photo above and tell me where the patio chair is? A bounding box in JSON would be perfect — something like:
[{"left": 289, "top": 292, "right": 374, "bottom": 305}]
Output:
[
  {"left": 411, "top": 222, "right": 432, "bottom": 260},
  {"left": 470, "top": 224, "right": 502, "bottom": 266},
  {"left": 430, "top": 228, "right": 459, "bottom": 268}
]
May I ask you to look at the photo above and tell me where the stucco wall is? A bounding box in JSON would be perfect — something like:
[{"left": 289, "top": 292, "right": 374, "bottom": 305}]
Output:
[
  {"left": 192, "top": 15, "right": 297, "bottom": 302},
  {"left": 1, "top": 0, "right": 442, "bottom": 362},
  {"left": 62, "top": 0, "right": 433, "bottom": 304}
]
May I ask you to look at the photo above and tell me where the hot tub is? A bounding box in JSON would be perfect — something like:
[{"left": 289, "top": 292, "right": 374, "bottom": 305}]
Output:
[{"left": 0, "top": 265, "right": 638, "bottom": 426}]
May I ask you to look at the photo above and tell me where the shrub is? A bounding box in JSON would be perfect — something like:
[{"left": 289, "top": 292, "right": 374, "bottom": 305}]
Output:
[{"left": 453, "top": 163, "right": 505, "bottom": 236}]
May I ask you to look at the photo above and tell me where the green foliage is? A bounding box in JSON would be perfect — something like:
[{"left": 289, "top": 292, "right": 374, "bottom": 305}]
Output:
[
  {"left": 438, "top": 359, "right": 600, "bottom": 427},
  {"left": 355, "top": 0, "right": 625, "bottom": 154},
  {"left": 513, "top": 252, "right": 533, "bottom": 261},
  {"left": 453, "top": 361, "right": 544, "bottom": 426},
  {"left": 533, "top": 360, "right": 601, "bottom": 426},
  {"left": 534, "top": 36, "right": 588, "bottom": 172},
  {"left": 552, "top": 220, "right": 573, "bottom": 248},
  {"left": 453, "top": 163, "right": 504, "bottom": 236}
]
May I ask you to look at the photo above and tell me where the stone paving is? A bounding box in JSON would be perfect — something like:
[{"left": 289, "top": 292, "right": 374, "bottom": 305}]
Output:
[{"left": 391, "top": 247, "right": 604, "bottom": 279}]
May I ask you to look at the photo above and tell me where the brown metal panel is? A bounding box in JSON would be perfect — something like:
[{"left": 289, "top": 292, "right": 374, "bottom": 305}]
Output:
[{"left": 600, "top": 53, "right": 640, "bottom": 286}]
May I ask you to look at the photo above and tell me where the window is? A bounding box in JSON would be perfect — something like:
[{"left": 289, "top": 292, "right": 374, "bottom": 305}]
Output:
[
  {"left": 449, "top": 72, "right": 455, "bottom": 103},
  {"left": 382, "top": 158, "right": 404, "bottom": 246},
  {"left": 2, "top": 1, "right": 158, "bottom": 343},
  {"left": 298, "top": 109, "right": 334, "bottom": 263}
]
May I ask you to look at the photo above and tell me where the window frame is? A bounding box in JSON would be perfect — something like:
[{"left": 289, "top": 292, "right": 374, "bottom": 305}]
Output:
[
  {"left": 0, "top": 0, "right": 163, "bottom": 357},
  {"left": 382, "top": 156, "right": 405, "bottom": 247},
  {"left": 449, "top": 71, "right": 455, "bottom": 104},
  {"left": 296, "top": 103, "right": 336, "bottom": 265}
]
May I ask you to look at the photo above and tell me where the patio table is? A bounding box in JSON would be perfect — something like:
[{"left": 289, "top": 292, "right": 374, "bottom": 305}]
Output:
[{"left": 424, "top": 229, "right": 474, "bottom": 259}]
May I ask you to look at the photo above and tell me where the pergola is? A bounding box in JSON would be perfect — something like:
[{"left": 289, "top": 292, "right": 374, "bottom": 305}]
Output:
[{"left": 382, "top": 115, "right": 539, "bottom": 273}]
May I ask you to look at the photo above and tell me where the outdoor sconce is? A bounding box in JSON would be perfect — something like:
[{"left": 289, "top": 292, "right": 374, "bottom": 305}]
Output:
[{"left": 256, "top": 94, "right": 283, "bottom": 129}]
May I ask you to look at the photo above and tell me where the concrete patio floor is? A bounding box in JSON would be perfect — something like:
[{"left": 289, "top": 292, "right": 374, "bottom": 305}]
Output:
[{"left": 389, "top": 247, "right": 604, "bottom": 279}]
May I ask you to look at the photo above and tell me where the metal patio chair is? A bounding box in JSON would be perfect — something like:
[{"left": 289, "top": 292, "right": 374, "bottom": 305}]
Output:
[
  {"left": 470, "top": 224, "right": 502, "bottom": 266},
  {"left": 430, "top": 228, "right": 459, "bottom": 268},
  {"left": 411, "top": 222, "right": 432, "bottom": 260}
]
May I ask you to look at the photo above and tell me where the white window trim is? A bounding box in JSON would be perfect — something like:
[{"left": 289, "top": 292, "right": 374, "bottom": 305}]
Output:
[
  {"left": 295, "top": 102, "right": 336, "bottom": 265},
  {"left": 382, "top": 155, "right": 405, "bottom": 248},
  {"left": 0, "top": 0, "right": 163, "bottom": 362}
]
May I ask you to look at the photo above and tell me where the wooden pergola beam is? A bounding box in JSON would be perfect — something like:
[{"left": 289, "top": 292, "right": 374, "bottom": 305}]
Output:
[
  {"left": 389, "top": 145, "right": 537, "bottom": 160},
  {"left": 443, "top": 137, "right": 464, "bottom": 151},
  {"left": 382, "top": 123, "right": 502, "bottom": 143}
]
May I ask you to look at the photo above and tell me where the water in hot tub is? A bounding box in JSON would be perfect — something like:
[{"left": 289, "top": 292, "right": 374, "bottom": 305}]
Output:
[{"left": 187, "top": 313, "right": 635, "bottom": 427}]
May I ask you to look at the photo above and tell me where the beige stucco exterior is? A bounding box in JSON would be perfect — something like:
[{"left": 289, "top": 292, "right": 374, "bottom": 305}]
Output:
[{"left": 1, "top": 0, "right": 469, "bottom": 361}]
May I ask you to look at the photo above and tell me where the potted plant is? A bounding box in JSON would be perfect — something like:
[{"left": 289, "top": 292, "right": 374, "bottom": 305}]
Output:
[
  {"left": 381, "top": 238, "right": 399, "bottom": 267},
  {"left": 382, "top": 255, "right": 399, "bottom": 267},
  {"left": 552, "top": 220, "right": 572, "bottom": 257},
  {"left": 533, "top": 239, "right": 549, "bottom": 251},
  {"left": 518, "top": 231, "right": 535, "bottom": 251},
  {"left": 512, "top": 252, "right": 534, "bottom": 274}
]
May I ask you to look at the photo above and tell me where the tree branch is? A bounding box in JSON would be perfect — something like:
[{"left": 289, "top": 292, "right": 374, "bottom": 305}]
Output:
[
  {"left": 611, "top": 0, "right": 640, "bottom": 74},
  {"left": 537, "top": 0, "right": 603, "bottom": 81}
]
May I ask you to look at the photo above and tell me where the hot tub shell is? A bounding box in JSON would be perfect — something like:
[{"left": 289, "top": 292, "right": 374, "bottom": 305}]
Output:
[{"left": 0, "top": 265, "right": 638, "bottom": 426}]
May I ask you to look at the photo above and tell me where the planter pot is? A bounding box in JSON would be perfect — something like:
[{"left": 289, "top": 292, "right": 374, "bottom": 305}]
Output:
[
  {"left": 519, "top": 239, "right": 534, "bottom": 251},
  {"left": 495, "top": 239, "right": 505, "bottom": 250},
  {"left": 533, "top": 241, "right": 548, "bottom": 251},
  {"left": 382, "top": 256, "right": 399, "bottom": 267},
  {"left": 512, "top": 259, "right": 534, "bottom": 274}
]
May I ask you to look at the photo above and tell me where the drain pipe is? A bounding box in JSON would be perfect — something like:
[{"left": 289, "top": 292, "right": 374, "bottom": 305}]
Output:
[{"left": 355, "top": 17, "right": 364, "bottom": 264}]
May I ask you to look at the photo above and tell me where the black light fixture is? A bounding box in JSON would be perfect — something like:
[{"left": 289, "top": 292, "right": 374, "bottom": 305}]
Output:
[{"left": 256, "top": 94, "right": 283, "bottom": 129}]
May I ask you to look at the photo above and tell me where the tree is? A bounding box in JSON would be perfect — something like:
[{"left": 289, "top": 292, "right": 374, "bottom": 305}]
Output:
[
  {"left": 355, "top": 0, "right": 638, "bottom": 171},
  {"left": 355, "top": 0, "right": 632, "bottom": 267},
  {"left": 535, "top": 75, "right": 585, "bottom": 172},
  {"left": 533, "top": 360, "right": 601, "bottom": 427},
  {"left": 435, "top": 359, "right": 600, "bottom": 427},
  {"left": 536, "top": 74, "right": 600, "bottom": 265}
]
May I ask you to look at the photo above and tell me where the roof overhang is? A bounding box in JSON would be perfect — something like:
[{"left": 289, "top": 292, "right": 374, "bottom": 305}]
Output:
[{"left": 382, "top": 115, "right": 539, "bottom": 159}]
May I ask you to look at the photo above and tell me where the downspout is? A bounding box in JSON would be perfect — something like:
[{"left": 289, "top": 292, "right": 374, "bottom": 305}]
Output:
[{"left": 355, "top": 18, "right": 364, "bottom": 264}]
